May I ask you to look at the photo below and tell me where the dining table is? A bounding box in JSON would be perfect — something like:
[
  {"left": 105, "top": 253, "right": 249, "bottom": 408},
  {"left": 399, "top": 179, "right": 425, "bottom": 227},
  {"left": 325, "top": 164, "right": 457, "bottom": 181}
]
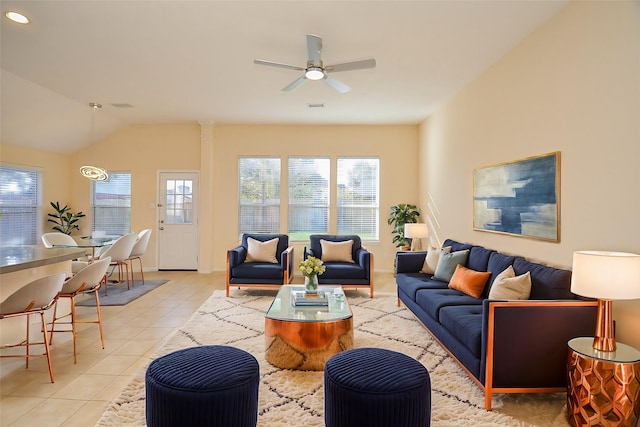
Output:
[{"left": 52, "top": 235, "right": 117, "bottom": 259}]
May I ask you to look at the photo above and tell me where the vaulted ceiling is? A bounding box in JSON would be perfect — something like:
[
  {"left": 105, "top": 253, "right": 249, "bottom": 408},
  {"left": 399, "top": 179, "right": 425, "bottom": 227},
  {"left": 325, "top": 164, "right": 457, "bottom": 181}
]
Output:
[{"left": 1, "top": 0, "right": 568, "bottom": 154}]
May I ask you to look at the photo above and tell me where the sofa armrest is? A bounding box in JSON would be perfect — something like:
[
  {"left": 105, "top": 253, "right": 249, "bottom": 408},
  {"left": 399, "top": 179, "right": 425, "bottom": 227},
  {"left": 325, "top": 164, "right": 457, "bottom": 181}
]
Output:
[
  {"left": 480, "top": 299, "right": 598, "bottom": 409},
  {"left": 282, "top": 246, "right": 294, "bottom": 283},
  {"left": 228, "top": 245, "right": 246, "bottom": 268},
  {"left": 395, "top": 251, "right": 426, "bottom": 273},
  {"left": 355, "top": 247, "right": 370, "bottom": 269},
  {"left": 304, "top": 246, "right": 315, "bottom": 259}
]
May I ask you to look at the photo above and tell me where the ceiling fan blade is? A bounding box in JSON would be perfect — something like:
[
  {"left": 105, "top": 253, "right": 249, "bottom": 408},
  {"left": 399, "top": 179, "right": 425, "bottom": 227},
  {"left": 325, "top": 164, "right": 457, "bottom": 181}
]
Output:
[
  {"left": 254, "top": 59, "right": 304, "bottom": 72},
  {"left": 323, "top": 75, "right": 351, "bottom": 94},
  {"left": 282, "top": 75, "right": 307, "bottom": 92},
  {"left": 306, "top": 34, "right": 322, "bottom": 64},
  {"left": 325, "top": 58, "right": 376, "bottom": 73}
]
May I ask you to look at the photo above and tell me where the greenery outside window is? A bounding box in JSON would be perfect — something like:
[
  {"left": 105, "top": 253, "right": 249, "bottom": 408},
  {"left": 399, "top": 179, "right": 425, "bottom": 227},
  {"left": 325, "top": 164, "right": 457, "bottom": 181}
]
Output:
[
  {"left": 239, "top": 157, "right": 280, "bottom": 234},
  {"left": 0, "top": 165, "right": 42, "bottom": 245},
  {"left": 337, "top": 158, "right": 379, "bottom": 240},
  {"left": 288, "top": 157, "right": 330, "bottom": 240},
  {"left": 91, "top": 172, "right": 131, "bottom": 237}
]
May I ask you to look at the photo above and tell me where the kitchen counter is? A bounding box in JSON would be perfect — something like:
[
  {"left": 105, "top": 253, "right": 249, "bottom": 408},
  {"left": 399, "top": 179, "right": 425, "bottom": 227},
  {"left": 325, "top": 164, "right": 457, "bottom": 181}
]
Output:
[{"left": 0, "top": 245, "right": 86, "bottom": 275}]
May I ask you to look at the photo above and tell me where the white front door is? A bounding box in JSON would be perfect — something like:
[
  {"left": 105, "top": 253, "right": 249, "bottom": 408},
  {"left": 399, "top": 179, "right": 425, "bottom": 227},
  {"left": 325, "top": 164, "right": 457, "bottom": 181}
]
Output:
[{"left": 158, "top": 172, "right": 199, "bottom": 270}]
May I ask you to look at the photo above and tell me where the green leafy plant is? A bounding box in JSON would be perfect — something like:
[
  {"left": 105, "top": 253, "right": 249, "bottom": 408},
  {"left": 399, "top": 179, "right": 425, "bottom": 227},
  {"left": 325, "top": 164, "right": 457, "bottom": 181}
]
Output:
[
  {"left": 387, "top": 203, "right": 420, "bottom": 248},
  {"left": 47, "top": 201, "right": 86, "bottom": 235}
]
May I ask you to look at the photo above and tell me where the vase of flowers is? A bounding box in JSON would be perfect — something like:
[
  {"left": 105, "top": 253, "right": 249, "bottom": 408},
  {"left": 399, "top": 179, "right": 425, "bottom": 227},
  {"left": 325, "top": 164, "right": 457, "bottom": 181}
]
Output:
[{"left": 299, "top": 256, "right": 326, "bottom": 294}]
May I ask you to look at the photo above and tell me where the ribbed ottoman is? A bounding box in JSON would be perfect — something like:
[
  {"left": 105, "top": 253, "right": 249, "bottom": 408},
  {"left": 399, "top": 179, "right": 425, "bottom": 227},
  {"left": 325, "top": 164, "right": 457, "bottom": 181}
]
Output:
[
  {"left": 145, "top": 345, "right": 259, "bottom": 427},
  {"left": 324, "top": 347, "right": 431, "bottom": 427}
]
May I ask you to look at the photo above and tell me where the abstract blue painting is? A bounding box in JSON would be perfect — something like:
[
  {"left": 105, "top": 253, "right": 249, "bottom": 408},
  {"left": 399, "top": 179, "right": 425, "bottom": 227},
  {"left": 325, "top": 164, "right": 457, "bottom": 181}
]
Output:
[{"left": 473, "top": 152, "right": 560, "bottom": 242}]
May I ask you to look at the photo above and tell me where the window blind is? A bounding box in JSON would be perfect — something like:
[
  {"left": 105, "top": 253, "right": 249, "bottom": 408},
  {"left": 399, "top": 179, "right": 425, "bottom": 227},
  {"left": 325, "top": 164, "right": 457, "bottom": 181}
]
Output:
[
  {"left": 92, "top": 172, "right": 131, "bottom": 236},
  {"left": 288, "top": 158, "right": 330, "bottom": 240},
  {"left": 336, "top": 158, "right": 379, "bottom": 239},
  {"left": 239, "top": 158, "right": 280, "bottom": 234},
  {"left": 0, "top": 165, "right": 41, "bottom": 245}
]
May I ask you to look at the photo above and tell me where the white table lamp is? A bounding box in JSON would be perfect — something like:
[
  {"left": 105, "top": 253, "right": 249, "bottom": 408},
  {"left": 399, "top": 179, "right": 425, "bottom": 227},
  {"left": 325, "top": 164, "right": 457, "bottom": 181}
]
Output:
[
  {"left": 403, "top": 223, "right": 429, "bottom": 251},
  {"left": 571, "top": 251, "right": 640, "bottom": 352}
]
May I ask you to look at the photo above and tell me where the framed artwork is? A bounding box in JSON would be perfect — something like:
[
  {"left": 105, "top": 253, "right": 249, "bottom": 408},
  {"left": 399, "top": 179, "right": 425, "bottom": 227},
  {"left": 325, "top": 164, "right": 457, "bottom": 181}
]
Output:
[{"left": 473, "top": 151, "right": 560, "bottom": 242}]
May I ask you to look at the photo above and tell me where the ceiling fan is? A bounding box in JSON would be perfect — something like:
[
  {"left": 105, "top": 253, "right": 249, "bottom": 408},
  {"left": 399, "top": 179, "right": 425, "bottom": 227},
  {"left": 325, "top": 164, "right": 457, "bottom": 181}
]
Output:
[{"left": 254, "top": 34, "right": 376, "bottom": 94}]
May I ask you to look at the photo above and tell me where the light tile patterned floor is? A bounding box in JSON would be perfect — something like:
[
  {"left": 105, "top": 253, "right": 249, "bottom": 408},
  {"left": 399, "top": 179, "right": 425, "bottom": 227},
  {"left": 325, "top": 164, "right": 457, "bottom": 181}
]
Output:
[{"left": 0, "top": 270, "right": 396, "bottom": 426}]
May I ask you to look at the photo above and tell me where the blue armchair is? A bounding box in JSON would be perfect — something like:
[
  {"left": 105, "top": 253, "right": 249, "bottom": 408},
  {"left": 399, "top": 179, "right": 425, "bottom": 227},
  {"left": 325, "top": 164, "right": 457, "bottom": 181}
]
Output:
[
  {"left": 226, "top": 233, "right": 294, "bottom": 296},
  {"left": 304, "top": 234, "right": 374, "bottom": 298}
]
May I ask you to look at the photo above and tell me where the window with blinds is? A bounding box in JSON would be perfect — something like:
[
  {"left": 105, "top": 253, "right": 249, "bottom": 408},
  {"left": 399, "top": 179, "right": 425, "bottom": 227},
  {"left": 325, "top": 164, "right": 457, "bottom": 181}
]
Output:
[
  {"left": 288, "top": 158, "right": 330, "bottom": 240},
  {"left": 239, "top": 158, "right": 280, "bottom": 234},
  {"left": 91, "top": 172, "right": 131, "bottom": 236},
  {"left": 337, "top": 158, "right": 380, "bottom": 239},
  {"left": 0, "top": 165, "right": 42, "bottom": 245}
]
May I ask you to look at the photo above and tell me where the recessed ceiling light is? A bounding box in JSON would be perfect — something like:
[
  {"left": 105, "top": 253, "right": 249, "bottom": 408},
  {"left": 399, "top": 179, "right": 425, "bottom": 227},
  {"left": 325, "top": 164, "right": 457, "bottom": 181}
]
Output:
[{"left": 5, "top": 11, "right": 29, "bottom": 24}]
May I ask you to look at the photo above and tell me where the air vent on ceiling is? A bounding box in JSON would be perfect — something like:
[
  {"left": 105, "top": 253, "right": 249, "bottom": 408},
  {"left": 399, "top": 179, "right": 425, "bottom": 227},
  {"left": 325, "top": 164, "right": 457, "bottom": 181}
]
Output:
[
  {"left": 111, "top": 103, "right": 134, "bottom": 108},
  {"left": 307, "top": 103, "right": 325, "bottom": 108}
]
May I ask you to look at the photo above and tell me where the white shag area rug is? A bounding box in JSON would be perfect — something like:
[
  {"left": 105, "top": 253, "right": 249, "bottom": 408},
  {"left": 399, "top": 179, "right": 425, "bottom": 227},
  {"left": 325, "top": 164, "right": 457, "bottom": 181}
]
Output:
[{"left": 96, "top": 290, "right": 570, "bottom": 427}]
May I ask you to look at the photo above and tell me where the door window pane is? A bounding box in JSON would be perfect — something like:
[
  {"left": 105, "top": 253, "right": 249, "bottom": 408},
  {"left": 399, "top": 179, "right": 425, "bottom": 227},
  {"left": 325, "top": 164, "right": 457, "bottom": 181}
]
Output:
[{"left": 165, "top": 179, "right": 193, "bottom": 224}]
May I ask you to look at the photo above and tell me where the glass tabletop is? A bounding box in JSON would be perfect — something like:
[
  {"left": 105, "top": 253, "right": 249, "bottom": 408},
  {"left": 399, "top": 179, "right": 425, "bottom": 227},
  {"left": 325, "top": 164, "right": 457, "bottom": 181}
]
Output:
[
  {"left": 53, "top": 236, "right": 117, "bottom": 249},
  {"left": 569, "top": 337, "right": 640, "bottom": 363},
  {"left": 266, "top": 285, "right": 351, "bottom": 322}
]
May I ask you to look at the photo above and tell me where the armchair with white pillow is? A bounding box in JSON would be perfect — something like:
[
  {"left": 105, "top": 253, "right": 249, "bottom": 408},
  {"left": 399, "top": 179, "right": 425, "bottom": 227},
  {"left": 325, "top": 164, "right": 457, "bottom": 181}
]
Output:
[
  {"left": 226, "top": 233, "right": 294, "bottom": 297},
  {"left": 304, "top": 234, "right": 374, "bottom": 298}
]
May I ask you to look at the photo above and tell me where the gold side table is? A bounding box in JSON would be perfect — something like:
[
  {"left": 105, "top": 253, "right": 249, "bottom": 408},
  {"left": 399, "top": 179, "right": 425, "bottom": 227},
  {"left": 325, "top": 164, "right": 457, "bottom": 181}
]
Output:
[{"left": 567, "top": 337, "right": 640, "bottom": 427}]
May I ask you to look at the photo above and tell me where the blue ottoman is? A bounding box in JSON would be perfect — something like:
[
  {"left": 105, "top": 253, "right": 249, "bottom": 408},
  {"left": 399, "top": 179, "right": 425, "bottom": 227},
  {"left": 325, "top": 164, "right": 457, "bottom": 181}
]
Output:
[
  {"left": 324, "top": 347, "right": 431, "bottom": 427},
  {"left": 146, "top": 345, "right": 259, "bottom": 427}
]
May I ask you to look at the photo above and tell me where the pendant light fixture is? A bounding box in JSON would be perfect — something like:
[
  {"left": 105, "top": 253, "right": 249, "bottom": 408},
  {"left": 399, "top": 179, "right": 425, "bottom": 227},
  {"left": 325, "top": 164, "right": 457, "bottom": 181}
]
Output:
[{"left": 79, "top": 102, "right": 109, "bottom": 181}]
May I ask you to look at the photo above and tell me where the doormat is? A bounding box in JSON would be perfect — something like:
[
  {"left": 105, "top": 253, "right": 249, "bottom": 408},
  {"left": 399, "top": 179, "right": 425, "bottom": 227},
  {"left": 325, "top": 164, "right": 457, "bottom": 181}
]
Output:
[{"left": 76, "top": 280, "right": 169, "bottom": 306}]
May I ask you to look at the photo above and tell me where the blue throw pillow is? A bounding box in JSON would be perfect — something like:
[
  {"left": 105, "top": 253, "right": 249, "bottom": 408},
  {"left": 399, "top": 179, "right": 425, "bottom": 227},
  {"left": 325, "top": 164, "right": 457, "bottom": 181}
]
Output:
[{"left": 432, "top": 249, "right": 470, "bottom": 282}]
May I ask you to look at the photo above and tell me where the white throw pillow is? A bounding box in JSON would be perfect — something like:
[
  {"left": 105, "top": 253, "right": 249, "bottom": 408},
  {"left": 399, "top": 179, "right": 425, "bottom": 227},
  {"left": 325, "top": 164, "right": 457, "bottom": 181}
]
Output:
[
  {"left": 245, "top": 237, "right": 279, "bottom": 263},
  {"left": 320, "top": 239, "right": 355, "bottom": 263},
  {"left": 488, "top": 265, "right": 532, "bottom": 300},
  {"left": 421, "top": 246, "right": 451, "bottom": 274}
]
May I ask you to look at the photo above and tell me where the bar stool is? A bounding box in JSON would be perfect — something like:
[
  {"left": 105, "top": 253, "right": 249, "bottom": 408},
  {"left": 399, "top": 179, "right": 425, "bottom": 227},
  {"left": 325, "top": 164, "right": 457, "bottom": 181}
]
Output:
[
  {"left": 48, "top": 257, "right": 111, "bottom": 363},
  {"left": 0, "top": 273, "right": 66, "bottom": 382}
]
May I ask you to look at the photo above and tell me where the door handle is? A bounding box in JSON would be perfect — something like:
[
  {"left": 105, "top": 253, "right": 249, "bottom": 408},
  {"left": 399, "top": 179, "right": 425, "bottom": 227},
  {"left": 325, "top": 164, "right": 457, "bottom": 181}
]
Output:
[{"left": 159, "top": 227, "right": 165, "bottom": 231}]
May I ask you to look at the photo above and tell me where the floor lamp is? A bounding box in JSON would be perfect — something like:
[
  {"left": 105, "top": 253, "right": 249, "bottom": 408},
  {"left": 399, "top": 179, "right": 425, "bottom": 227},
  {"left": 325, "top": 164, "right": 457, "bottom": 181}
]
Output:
[
  {"left": 404, "top": 223, "right": 429, "bottom": 252},
  {"left": 570, "top": 250, "right": 640, "bottom": 352}
]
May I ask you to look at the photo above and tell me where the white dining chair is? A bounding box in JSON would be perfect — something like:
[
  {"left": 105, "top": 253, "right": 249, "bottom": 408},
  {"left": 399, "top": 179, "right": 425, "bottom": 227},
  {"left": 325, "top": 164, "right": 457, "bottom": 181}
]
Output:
[
  {"left": 95, "top": 233, "right": 138, "bottom": 295},
  {"left": 0, "top": 273, "right": 66, "bottom": 382},
  {"left": 127, "top": 229, "right": 152, "bottom": 284},
  {"left": 41, "top": 232, "right": 85, "bottom": 273},
  {"left": 48, "top": 257, "right": 111, "bottom": 364}
]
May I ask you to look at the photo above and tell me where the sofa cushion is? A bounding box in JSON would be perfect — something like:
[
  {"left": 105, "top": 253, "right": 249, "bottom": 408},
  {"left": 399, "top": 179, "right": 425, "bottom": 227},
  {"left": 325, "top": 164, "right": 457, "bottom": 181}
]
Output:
[
  {"left": 513, "top": 258, "right": 573, "bottom": 300},
  {"left": 319, "top": 263, "right": 366, "bottom": 280},
  {"left": 320, "top": 239, "right": 355, "bottom": 263},
  {"left": 486, "top": 252, "right": 520, "bottom": 287},
  {"left": 416, "top": 288, "right": 482, "bottom": 321},
  {"left": 231, "top": 262, "right": 284, "bottom": 281},
  {"left": 421, "top": 246, "right": 451, "bottom": 274},
  {"left": 442, "top": 239, "right": 473, "bottom": 253},
  {"left": 439, "top": 305, "right": 484, "bottom": 358},
  {"left": 396, "top": 274, "right": 448, "bottom": 300},
  {"left": 448, "top": 265, "right": 491, "bottom": 298},
  {"left": 488, "top": 266, "right": 532, "bottom": 300},
  {"left": 245, "top": 237, "right": 279, "bottom": 263},
  {"left": 433, "top": 249, "right": 470, "bottom": 282},
  {"left": 467, "top": 246, "right": 494, "bottom": 272}
]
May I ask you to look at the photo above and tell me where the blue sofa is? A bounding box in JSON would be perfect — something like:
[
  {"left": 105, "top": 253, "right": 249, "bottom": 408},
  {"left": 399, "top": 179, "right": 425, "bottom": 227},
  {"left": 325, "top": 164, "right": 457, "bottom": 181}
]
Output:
[
  {"left": 396, "top": 239, "right": 598, "bottom": 410},
  {"left": 304, "top": 234, "right": 374, "bottom": 297}
]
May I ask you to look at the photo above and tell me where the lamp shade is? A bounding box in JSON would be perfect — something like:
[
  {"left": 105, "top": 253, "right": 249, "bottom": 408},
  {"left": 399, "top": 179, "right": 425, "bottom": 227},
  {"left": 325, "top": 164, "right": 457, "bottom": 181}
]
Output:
[
  {"left": 571, "top": 251, "right": 640, "bottom": 300},
  {"left": 404, "top": 223, "right": 429, "bottom": 239}
]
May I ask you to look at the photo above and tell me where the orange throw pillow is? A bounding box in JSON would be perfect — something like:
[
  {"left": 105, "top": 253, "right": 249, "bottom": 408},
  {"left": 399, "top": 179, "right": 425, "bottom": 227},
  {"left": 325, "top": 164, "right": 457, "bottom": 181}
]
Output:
[{"left": 448, "top": 265, "right": 491, "bottom": 299}]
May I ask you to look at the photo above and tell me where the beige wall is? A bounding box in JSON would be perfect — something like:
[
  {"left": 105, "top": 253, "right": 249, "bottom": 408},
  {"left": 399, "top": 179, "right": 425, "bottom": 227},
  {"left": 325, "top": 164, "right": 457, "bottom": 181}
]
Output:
[
  {"left": 418, "top": 1, "right": 640, "bottom": 348},
  {"left": 0, "top": 144, "right": 71, "bottom": 235},
  {"left": 210, "top": 125, "right": 418, "bottom": 272}
]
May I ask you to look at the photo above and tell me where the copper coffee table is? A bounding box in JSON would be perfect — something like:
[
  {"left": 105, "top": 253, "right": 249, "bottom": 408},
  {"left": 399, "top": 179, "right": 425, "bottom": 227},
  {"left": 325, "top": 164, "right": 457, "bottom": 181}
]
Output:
[{"left": 265, "top": 285, "right": 353, "bottom": 371}]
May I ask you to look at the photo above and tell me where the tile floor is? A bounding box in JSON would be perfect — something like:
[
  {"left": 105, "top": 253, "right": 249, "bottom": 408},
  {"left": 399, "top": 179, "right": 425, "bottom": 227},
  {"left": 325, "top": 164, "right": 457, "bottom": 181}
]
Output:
[{"left": 1, "top": 270, "right": 396, "bottom": 426}]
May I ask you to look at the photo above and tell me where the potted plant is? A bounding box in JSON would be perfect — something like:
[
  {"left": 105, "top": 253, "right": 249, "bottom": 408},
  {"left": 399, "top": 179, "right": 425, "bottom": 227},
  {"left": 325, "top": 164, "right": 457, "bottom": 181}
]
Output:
[
  {"left": 387, "top": 204, "right": 420, "bottom": 249},
  {"left": 47, "top": 201, "right": 86, "bottom": 235}
]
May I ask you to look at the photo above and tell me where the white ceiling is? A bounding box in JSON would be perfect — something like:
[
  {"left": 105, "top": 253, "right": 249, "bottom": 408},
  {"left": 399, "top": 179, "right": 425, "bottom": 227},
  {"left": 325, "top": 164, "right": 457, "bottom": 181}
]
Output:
[{"left": 1, "top": 0, "right": 568, "bottom": 155}]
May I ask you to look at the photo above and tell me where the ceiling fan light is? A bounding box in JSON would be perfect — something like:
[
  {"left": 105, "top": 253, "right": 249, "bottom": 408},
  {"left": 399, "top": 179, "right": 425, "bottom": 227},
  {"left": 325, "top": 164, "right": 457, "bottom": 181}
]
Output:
[{"left": 305, "top": 67, "right": 324, "bottom": 81}]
